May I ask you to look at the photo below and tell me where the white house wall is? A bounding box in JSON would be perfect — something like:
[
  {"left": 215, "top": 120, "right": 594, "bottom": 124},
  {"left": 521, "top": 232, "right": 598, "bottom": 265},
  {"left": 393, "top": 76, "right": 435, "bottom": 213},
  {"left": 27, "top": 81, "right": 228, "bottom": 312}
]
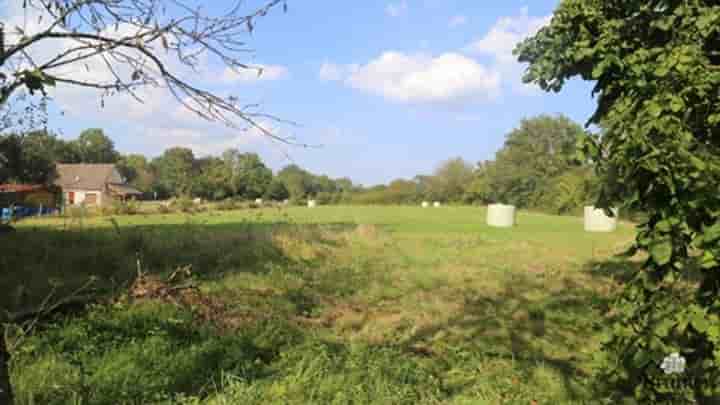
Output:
[{"left": 64, "top": 190, "right": 104, "bottom": 206}]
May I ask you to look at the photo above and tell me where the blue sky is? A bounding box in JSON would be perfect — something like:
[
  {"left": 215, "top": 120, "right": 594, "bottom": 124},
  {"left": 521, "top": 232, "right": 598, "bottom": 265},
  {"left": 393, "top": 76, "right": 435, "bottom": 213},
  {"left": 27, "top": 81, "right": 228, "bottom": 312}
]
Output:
[{"left": 3, "top": 0, "right": 599, "bottom": 186}]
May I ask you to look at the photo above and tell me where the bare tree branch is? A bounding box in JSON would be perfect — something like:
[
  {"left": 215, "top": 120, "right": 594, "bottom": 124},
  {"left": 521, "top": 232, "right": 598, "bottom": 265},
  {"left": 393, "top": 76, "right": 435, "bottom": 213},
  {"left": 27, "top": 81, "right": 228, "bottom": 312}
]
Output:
[{"left": 0, "top": 0, "right": 298, "bottom": 144}]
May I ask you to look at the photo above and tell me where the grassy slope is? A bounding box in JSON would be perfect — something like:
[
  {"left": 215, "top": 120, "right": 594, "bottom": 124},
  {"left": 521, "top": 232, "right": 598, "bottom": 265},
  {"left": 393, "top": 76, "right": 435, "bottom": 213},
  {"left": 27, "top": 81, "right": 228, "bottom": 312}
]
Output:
[{"left": 4, "top": 206, "right": 637, "bottom": 404}]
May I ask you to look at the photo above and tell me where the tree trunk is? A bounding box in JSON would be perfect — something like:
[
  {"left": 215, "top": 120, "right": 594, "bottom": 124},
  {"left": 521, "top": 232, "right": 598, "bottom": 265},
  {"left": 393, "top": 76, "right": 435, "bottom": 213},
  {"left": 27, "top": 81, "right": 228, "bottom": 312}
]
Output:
[{"left": 0, "top": 333, "right": 13, "bottom": 405}]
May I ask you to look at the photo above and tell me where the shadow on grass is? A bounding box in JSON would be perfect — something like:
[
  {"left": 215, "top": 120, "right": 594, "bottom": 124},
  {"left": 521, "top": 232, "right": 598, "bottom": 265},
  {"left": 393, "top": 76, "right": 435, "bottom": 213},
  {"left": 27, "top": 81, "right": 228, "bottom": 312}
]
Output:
[
  {"left": 3, "top": 216, "right": 645, "bottom": 404},
  {"left": 390, "top": 258, "right": 642, "bottom": 401},
  {"left": 5, "top": 218, "right": 446, "bottom": 405},
  {"left": 0, "top": 218, "right": 356, "bottom": 316}
]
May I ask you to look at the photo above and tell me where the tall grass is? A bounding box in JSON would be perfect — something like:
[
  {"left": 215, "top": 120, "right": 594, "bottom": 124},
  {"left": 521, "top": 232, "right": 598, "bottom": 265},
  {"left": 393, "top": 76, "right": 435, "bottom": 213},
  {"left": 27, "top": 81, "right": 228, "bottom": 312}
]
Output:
[{"left": 4, "top": 206, "right": 638, "bottom": 404}]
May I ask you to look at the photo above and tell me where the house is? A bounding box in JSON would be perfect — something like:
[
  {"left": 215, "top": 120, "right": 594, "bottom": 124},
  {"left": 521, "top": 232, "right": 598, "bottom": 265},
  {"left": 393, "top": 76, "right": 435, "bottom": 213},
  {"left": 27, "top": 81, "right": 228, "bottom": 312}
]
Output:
[
  {"left": 55, "top": 164, "right": 142, "bottom": 206},
  {"left": 0, "top": 184, "right": 61, "bottom": 208}
]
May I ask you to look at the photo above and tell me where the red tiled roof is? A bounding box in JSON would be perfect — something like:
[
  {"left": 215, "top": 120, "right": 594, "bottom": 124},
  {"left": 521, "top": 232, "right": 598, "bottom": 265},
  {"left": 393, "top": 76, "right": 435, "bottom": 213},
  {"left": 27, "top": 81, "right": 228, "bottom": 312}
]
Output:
[{"left": 0, "top": 184, "right": 48, "bottom": 192}]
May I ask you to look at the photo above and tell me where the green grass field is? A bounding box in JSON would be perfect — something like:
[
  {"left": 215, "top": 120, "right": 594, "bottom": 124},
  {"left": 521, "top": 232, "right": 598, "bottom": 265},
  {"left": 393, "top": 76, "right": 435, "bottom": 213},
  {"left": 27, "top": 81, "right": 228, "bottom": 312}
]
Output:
[{"left": 2, "top": 206, "right": 638, "bottom": 404}]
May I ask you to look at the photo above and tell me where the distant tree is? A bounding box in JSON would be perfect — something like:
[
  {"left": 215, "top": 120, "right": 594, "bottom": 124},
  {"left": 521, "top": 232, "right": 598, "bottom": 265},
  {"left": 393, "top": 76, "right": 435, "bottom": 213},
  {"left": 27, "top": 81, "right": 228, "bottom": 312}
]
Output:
[
  {"left": 222, "top": 151, "right": 272, "bottom": 199},
  {"left": 153, "top": 147, "right": 196, "bottom": 197},
  {"left": 432, "top": 158, "right": 475, "bottom": 203},
  {"left": 265, "top": 178, "right": 289, "bottom": 201},
  {"left": 117, "top": 154, "right": 156, "bottom": 193},
  {"left": 24, "top": 130, "right": 80, "bottom": 164},
  {"left": 278, "top": 164, "right": 313, "bottom": 200},
  {"left": 385, "top": 179, "right": 419, "bottom": 204},
  {"left": 413, "top": 175, "right": 440, "bottom": 202},
  {"left": 486, "top": 115, "right": 586, "bottom": 207},
  {"left": 315, "top": 175, "right": 337, "bottom": 194},
  {"left": 72, "top": 129, "right": 119, "bottom": 163},
  {"left": 333, "top": 177, "right": 355, "bottom": 203},
  {"left": 334, "top": 178, "right": 353, "bottom": 192},
  {"left": 464, "top": 161, "right": 496, "bottom": 204},
  {"left": 0, "top": 133, "right": 56, "bottom": 184},
  {"left": 538, "top": 167, "right": 599, "bottom": 215},
  {"left": 192, "top": 157, "right": 232, "bottom": 200}
]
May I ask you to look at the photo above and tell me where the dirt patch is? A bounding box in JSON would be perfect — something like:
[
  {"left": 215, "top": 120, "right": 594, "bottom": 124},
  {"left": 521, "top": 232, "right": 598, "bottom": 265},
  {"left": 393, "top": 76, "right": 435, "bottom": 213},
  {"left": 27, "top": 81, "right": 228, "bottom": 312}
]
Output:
[
  {"left": 126, "top": 269, "right": 254, "bottom": 331},
  {"left": 354, "top": 224, "right": 380, "bottom": 240}
]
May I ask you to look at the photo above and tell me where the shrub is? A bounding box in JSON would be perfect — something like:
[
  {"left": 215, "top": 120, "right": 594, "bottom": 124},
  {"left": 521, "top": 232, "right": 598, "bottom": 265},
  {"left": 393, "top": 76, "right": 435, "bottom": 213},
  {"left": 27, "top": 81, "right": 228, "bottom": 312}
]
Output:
[
  {"left": 215, "top": 199, "right": 238, "bottom": 211},
  {"left": 65, "top": 204, "right": 89, "bottom": 220},
  {"left": 171, "top": 197, "right": 196, "bottom": 214},
  {"left": 101, "top": 200, "right": 141, "bottom": 216}
]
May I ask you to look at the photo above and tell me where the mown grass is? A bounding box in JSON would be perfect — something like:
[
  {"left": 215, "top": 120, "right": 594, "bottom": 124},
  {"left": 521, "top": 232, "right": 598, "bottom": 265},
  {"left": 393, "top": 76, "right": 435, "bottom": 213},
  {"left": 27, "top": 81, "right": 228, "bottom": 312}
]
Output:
[{"left": 3, "top": 206, "right": 638, "bottom": 404}]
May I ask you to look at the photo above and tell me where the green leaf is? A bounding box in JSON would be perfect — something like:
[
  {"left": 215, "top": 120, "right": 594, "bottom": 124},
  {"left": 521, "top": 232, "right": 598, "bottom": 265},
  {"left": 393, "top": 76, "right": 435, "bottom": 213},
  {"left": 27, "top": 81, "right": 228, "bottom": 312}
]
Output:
[
  {"left": 669, "top": 97, "right": 685, "bottom": 113},
  {"left": 689, "top": 155, "right": 707, "bottom": 171},
  {"left": 700, "top": 251, "right": 718, "bottom": 269},
  {"left": 649, "top": 239, "right": 673, "bottom": 265},
  {"left": 618, "top": 244, "right": 639, "bottom": 258},
  {"left": 691, "top": 310, "right": 710, "bottom": 333},
  {"left": 647, "top": 102, "right": 663, "bottom": 118},
  {"left": 704, "top": 223, "right": 720, "bottom": 244},
  {"left": 631, "top": 349, "right": 653, "bottom": 368},
  {"left": 656, "top": 220, "right": 671, "bottom": 233},
  {"left": 655, "top": 317, "right": 675, "bottom": 337},
  {"left": 655, "top": 65, "right": 670, "bottom": 77},
  {"left": 707, "top": 324, "right": 720, "bottom": 341}
]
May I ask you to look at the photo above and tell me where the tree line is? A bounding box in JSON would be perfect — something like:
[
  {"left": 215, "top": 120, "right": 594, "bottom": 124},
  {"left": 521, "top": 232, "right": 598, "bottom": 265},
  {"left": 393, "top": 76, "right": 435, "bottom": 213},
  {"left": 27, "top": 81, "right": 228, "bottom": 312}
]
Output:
[
  {"left": 0, "top": 114, "right": 600, "bottom": 213},
  {"left": 0, "top": 128, "right": 357, "bottom": 203},
  {"left": 351, "top": 114, "right": 601, "bottom": 214}
]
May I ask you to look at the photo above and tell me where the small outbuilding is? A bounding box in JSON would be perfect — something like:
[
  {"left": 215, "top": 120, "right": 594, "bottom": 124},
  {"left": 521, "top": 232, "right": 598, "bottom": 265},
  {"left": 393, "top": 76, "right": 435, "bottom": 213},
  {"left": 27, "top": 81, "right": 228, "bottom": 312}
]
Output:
[{"left": 0, "top": 184, "right": 61, "bottom": 208}]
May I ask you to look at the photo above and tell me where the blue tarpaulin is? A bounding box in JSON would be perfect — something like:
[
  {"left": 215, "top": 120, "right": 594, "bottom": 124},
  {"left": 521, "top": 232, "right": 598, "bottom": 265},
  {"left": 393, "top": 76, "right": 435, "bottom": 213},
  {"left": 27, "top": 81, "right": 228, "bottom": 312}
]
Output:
[{"left": 0, "top": 206, "right": 57, "bottom": 221}]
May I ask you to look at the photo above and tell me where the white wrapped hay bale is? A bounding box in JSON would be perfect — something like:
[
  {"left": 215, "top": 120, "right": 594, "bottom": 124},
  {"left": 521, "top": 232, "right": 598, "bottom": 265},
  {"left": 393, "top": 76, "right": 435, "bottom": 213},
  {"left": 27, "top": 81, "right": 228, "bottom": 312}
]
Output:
[
  {"left": 307, "top": 200, "right": 317, "bottom": 208},
  {"left": 584, "top": 206, "right": 618, "bottom": 232},
  {"left": 422, "top": 201, "right": 429, "bottom": 208},
  {"left": 487, "top": 204, "right": 516, "bottom": 228},
  {"left": 433, "top": 202, "right": 441, "bottom": 207},
  {"left": 255, "top": 198, "right": 263, "bottom": 205}
]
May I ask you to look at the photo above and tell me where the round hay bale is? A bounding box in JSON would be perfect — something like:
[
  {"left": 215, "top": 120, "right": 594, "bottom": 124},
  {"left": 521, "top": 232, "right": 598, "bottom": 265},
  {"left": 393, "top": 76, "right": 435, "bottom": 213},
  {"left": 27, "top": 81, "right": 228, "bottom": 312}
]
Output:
[
  {"left": 487, "top": 204, "right": 516, "bottom": 228},
  {"left": 421, "top": 201, "right": 430, "bottom": 208},
  {"left": 308, "top": 200, "right": 317, "bottom": 208},
  {"left": 584, "top": 206, "right": 618, "bottom": 232},
  {"left": 433, "top": 202, "right": 441, "bottom": 208}
]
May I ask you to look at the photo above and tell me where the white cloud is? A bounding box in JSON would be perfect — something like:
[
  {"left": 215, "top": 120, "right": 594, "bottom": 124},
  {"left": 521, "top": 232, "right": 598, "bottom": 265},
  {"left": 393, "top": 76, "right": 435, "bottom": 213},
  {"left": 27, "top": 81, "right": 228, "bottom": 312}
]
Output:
[
  {"left": 449, "top": 15, "right": 467, "bottom": 28},
  {"left": 319, "top": 63, "right": 344, "bottom": 81},
  {"left": 463, "top": 7, "right": 551, "bottom": 95},
  {"left": 331, "top": 51, "right": 500, "bottom": 104},
  {"left": 385, "top": 1, "right": 408, "bottom": 17},
  {"left": 467, "top": 7, "right": 551, "bottom": 64},
  {"left": 221, "top": 64, "right": 288, "bottom": 83},
  {"left": 319, "top": 8, "right": 551, "bottom": 103},
  {"left": 319, "top": 62, "right": 360, "bottom": 82}
]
